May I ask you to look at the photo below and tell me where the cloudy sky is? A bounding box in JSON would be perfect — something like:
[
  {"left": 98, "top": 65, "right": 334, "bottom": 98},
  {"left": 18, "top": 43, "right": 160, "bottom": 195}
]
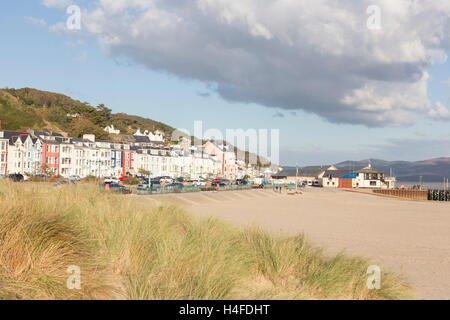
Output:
[{"left": 0, "top": 0, "right": 449, "bottom": 165}]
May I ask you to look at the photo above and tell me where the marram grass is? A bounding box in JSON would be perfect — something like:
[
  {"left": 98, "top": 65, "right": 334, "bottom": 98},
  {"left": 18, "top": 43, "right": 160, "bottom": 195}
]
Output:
[{"left": 0, "top": 181, "right": 411, "bottom": 300}]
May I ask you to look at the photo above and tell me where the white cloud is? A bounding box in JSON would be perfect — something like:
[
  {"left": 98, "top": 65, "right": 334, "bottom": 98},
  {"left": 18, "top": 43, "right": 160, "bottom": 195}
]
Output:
[
  {"left": 48, "top": 22, "right": 66, "bottom": 33},
  {"left": 42, "top": 0, "right": 73, "bottom": 9},
  {"left": 428, "top": 102, "right": 450, "bottom": 121},
  {"left": 43, "top": 0, "right": 450, "bottom": 127},
  {"left": 25, "top": 16, "right": 47, "bottom": 26}
]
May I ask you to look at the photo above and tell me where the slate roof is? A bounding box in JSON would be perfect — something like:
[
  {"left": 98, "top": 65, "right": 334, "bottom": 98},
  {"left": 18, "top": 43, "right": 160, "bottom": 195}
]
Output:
[
  {"left": 357, "top": 167, "right": 385, "bottom": 174},
  {"left": 133, "top": 136, "right": 151, "bottom": 143},
  {"left": 322, "top": 169, "right": 352, "bottom": 178}
]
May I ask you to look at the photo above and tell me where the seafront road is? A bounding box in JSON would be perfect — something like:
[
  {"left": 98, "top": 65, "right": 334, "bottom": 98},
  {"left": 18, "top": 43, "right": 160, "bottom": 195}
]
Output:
[{"left": 130, "top": 188, "right": 450, "bottom": 300}]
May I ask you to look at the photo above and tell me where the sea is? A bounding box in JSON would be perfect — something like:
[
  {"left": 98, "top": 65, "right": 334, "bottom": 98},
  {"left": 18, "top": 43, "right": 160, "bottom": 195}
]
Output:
[{"left": 397, "top": 181, "right": 450, "bottom": 190}]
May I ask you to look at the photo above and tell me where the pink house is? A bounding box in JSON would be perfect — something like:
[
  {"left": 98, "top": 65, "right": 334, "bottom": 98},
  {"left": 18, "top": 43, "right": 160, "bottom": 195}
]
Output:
[{"left": 203, "top": 141, "right": 236, "bottom": 180}]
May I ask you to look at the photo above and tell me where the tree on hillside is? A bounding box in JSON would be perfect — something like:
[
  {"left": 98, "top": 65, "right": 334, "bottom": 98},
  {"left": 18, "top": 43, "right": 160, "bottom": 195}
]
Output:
[{"left": 69, "top": 117, "right": 109, "bottom": 140}]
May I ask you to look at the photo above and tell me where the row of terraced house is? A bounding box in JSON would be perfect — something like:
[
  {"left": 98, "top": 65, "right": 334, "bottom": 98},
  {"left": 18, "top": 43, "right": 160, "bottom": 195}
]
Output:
[{"left": 0, "top": 129, "right": 259, "bottom": 180}]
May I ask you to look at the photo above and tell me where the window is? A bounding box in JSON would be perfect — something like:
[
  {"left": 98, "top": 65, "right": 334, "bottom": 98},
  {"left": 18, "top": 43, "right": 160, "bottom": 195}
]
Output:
[{"left": 370, "top": 181, "right": 377, "bottom": 186}]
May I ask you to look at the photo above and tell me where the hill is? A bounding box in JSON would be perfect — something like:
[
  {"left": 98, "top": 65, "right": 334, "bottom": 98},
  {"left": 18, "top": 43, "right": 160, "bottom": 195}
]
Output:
[
  {"left": 0, "top": 87, "right": 270, "bottom": 167},
  {"left": 0, "top": 87, "right": 174, "bottom": 140}
]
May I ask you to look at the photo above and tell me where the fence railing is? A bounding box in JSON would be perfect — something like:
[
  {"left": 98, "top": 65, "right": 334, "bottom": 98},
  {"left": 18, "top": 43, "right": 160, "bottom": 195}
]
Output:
[
  {"left": 373, "top": 189, "right": 450, "bottom": 201},
  {"left": 137, "top": 184, "right": 260, "bottom": 195}
]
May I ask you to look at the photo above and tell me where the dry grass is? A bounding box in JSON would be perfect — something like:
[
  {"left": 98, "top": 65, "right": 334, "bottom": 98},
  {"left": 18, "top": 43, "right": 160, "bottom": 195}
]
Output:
[{"left": 0, "top": 181, "right": 411, "bottom": 300}]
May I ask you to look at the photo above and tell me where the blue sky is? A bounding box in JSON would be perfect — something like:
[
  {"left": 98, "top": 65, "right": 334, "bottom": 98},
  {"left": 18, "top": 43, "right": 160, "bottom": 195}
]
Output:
[{"left": 0, "top": 1, "right": 449, "bottom": 166}]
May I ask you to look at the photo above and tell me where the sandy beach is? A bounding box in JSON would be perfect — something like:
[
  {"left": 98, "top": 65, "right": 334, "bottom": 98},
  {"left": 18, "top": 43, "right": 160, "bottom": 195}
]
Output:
[{"left": 131, "top": 188, "right": 450, "bottom": 300}]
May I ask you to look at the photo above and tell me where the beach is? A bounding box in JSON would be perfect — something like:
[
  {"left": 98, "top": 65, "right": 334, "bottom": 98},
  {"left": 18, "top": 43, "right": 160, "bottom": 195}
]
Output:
[{"left": 131, "top": 187, "right": 450, "bottom": 300}]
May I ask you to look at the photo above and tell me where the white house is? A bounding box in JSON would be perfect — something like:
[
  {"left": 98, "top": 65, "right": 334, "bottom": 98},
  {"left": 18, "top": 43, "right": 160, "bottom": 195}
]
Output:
[
  {"left": 134, "top": 128, "right": 164, "bottom": 143},
  {"left": 354, "top": 164, "right": 395, "bottom": 189},
  {"left": 6, "top": 134, "right": 42, "bottom": 176},
  {"left": 104, "top": 125, "right": 120, "bottom": 135},
  {"left": 60, "top": 140, "right": 75, "bottom": 177}
]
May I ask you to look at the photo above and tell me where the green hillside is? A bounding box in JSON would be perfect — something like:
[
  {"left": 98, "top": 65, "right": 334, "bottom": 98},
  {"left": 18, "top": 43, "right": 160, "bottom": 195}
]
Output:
[{"left": 0, "top": 88, "right": 174, "bottom": 140}]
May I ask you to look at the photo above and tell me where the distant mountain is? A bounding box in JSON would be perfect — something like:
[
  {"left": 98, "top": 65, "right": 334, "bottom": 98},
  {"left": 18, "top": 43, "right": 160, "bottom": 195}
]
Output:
[
  {"left": 335, "top": 158, "right": 450, "bottom": 182},
  {"left": 282, "top": 158, "right": 450, "bottom": 182},
  {"left": 0, "top": 87, "right": 174, "bottom": 140}
]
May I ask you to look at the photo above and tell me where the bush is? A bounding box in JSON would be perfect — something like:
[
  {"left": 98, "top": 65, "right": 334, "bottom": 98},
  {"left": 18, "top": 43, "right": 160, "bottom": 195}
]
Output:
[
  {"left": 122, "top": 177, "right": 140, "bottom": 185},
  {"left": 80, "top": 176, "right": 103, "bottom": 184}
]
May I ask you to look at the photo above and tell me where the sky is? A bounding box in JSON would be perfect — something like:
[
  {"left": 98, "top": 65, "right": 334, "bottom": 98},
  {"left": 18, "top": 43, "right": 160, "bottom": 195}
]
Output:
[{"left": 0, "top": 0, "right": 449, "bottom": 166}]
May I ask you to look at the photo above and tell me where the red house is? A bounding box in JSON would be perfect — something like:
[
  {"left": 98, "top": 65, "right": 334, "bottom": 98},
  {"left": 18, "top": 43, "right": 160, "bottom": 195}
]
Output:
[{"left": 42, "top": 141, "right": 60, "bottom": 176}]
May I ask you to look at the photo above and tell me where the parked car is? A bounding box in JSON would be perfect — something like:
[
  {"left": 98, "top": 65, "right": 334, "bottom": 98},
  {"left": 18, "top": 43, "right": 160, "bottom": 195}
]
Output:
[
  {"left": 164, "top": 182, "right": 184, "bottom": 191},
  {"left": 68, "top": 175, "right": 81, "bottom": 181},
  {"left": 137, "top": 179, "right": 161, "bottom": 191},
  {"left": 175, "top": 177, "right": 185, "bottom": 183},
  {"left": 211, "top": 179, "right": 227, "bottom": 187},
  {"left": 104, "top": 176, "right": 120, "bottom": 184},
  {"left": 7, "top": 174, "right": 24, "bottom": 182},
  {"left": 104, "top": 183, "right": 132, "bottom": 194},
  {"left": 137, "top": 183, "right": 150, "bottom": 190},
  {"left": 220, "top": 179, "right": 232, "bottom": 185},
  {"left": 191, "top": 178, "right": 206, "bottom": 186},
  {"left": 236, "top": 179, "right": 249, "bottom": 185},
  {"left": 160, "top": 176, "right": 173, "bottom": 184},
  {"left": 151, "top": 180, "right": 161, "bottom": 187}
]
